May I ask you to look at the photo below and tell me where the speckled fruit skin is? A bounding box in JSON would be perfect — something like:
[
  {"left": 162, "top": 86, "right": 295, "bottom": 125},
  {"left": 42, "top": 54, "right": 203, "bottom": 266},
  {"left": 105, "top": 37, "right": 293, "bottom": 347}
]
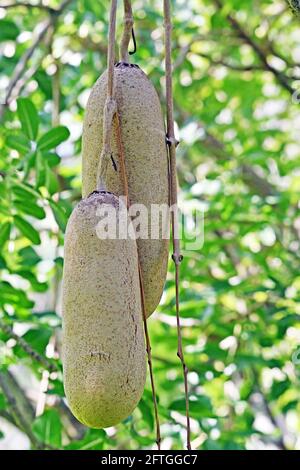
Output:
[
  {"left": 62, "top": 191, "right": 146, "bottom": 429},
  {"left": 82, "top": 63, "right": 169, "bottom": 317}
]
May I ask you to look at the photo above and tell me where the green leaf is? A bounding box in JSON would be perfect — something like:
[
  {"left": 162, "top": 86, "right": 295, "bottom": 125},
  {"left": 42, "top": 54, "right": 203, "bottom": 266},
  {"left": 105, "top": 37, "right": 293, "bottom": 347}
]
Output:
[
  {"left": 128, "top": 427, "right": 154, "bottom": 446},
  {"left": 11, "top": 181, "right": 40, "bottom": 200},
  {"left": 13, "top": 199, "right": 46, "bottom": 220},
  {"left": 0, "top": 202, "right": 11, "bottom": 217},
  {"left": 35, "top": 70, "right": 52, "bottom": 99},
  {"left": 0, "top": 255, "right": 6, "bottom": 270},
  {"left": 55, "top": 256, "right": 64, "bottom": 268},
  {"left": 35, "top": 151, "right": 46, "bottom": 188},
  {"left": 170, "top": 396, "right": 215, "bottom": 419},
  {"left": 17, "top": 98, "right": 39, "bottom": 141},
  {"left": 49, "top": 200, "right": 67, "bottom": 231},
  {"left": 47, "top": 379, "right": 65, "bottom": 397},
  {"left": 0, "top": 280, "right": 34, "bottom": 309},
  {"left": 33, "top": 409, "right": 62, "bottom": 448},
  {"left": 16, "top": 270, "right": 48, "bottom": 292},
  {"left": 6, "top": 134, "right": 31, "bottom": 154},
  {"left": 21, "top": 327, "right": 52, "bottom": 354},
  {"left": 45, "top": 166, "right": 59, "bottom": 195},
  {"left": 270, "top": 380, "right": 290, "bottom": 400},
  {"left": 14, "top": 215, "right": 41, "bottom": 245},
  {"left": 0, "top": 20, "right": 19, "bottom": 41},
  {"left": 138, "top": 398, "right": 154, "bottom": 430},
  {"left": 37, "top": 126, "right": 70, "bottom": 151},
  {"left": 19, "top": 246, "right": 40, "bottom": 266},
  {"left": 64, "top": 429, "right": 106, "bottom": 450},
  {"left": 0, "top": 393, "right": 7, "bottom": 410},
  {"left": 19, "top": 246, "right": 41, "bottom": 266},
  {"left": 22, "top": 152, "right": 36, "bottom": 179},
  {"left": 0, "top": 222, "right": 11, "bottom": 247},
  {"left": 44, "top": 152, "right": 61, "bottom": 168}
]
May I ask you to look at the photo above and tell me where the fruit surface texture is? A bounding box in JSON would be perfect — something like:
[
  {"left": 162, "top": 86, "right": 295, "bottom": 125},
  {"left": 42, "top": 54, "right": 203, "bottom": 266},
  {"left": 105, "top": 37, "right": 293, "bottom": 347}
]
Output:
[
  {"left": 82, "top": 63, "right": 170, "bottom": 317},
  {"left": 62, "top": 191, "right": 146, "bottom": 428}
]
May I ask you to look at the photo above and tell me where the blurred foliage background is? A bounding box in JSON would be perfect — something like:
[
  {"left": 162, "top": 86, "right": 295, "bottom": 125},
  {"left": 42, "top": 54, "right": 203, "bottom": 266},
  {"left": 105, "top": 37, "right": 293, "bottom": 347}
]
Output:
[{"left": 0, "top": 0, "right": 300, "bottom": 450}]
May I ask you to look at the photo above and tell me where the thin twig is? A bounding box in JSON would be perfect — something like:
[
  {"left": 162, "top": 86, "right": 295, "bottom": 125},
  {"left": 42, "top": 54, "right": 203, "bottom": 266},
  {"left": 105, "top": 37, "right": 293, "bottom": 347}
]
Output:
[
  {"left": 0, "top": 409, "right": 17, "bottom": 426},
  {"left": 0, "top": 370, "right": 57, "bottom": 449},
  {"left": 176, "top": 106, "right": 276, "bottom": 198},
  {"left": 96, "top": 0, "right": 117, "bottom": 190},
  {"left": 52, "top": 60, "right": 60, "bottom": 127},
  {"left": 173, "top": 32, "right": 300, "bottom": 74},
  {"left": 0, "top": 319, "right": 57, "bottom": 372},
  {"left": 0, "top": 1, "right": 56, "bottom": 12},
  {"left": 68, "top": 33, "right": 107, "bottom": 54},
  {"left": 106, "top": 0, "right": 118, "bottom": 98},
  {"left": 9, "top": 27, "right": 54, "bottom": 105},
  {"left": 58, "top": 0, "right": 74, "bottom": 13},
  {"left": 0, "top": 0, "right": 74, "bottom": 120},
  {"left": 249, "top": 370, "right": 288, "bottom": 450},
  {"left": 213, "top": 0, "right": 295, "bottom": 95},
  {"left": 138, "top": 263, "right": 161, "bottom": 448},
  {"left": 0, "top": 371, "right": 42, "bottom": 449},
  {"left": 120, "top": 0, "right": 134, "bottom": 63},
  {"left": 163, "top": 0, "right": 191, "bottom": 450},
  {"left": 174, "top": 42, "right": 264, "bottom": 72},
  {"left": 2, "top": 19, "right": 53, "bottom": 109}
]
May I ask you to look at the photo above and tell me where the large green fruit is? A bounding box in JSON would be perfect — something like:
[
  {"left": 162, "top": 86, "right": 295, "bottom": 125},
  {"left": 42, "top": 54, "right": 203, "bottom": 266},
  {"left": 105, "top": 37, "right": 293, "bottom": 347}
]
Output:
[
  {"left": 82, "top": 63, "right": 169, "bottom": 317},
  {"left": 62, "top": 191, "right": 146, "bottom": 428}
]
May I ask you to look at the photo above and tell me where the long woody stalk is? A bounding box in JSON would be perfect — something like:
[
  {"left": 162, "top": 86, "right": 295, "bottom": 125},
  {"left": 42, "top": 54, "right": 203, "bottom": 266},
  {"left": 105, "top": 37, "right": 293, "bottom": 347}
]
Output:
[
  {"left": 120, "top": 0, "right": 134, "bottom": 62},
  {"left": 163, "top": 0, "right": 191, "bottom": 450}
]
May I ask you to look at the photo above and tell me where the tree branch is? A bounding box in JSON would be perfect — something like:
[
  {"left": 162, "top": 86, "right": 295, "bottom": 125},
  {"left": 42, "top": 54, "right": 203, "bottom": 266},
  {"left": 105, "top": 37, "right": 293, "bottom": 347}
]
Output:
[
  {"left": 68, "top": 33, "right": 107, "bottom": 54},
  {"left": 164, "top": 0, "right": 191, "bottom": 450},
  {"left": 9, "top": 27, "right": 54, "bottom": 105},
  {"left": 250, "top": 369, "right": 288, "bottom": 450},
  {"left": 240, "top": 163, "right": 277, "bottom": 198},
  {"left": 213, "top": 0, "right": 296, "bottom": 95},
  {"left": 174, "top": 42, "right": 264, "bottom": 73},
  {"left": 177, "top": 108, "right": 277, "bottom": 198},
  {"left": 199, "top": 52, "right": 264, "bottom": 72},
  {"left": 0, "top": 0, "right": 74, "bottom": 120},
  {"left": 0, "top": 1, "right": 56, "bottom": 12},
  {"left": 0, "top": 319, "right": 58, "bottom": 372},
  {"left": 0, "top": 409, "right": 17, "bottom": 427},
  {"left": 3, "top": 19, "right": 53, "bottom": 109},
  {"left": 0, "top": 370, "right": 59, "bottom": 449},
  {"left": 0, "top": 370, "right": 42, "bottom": 449}
]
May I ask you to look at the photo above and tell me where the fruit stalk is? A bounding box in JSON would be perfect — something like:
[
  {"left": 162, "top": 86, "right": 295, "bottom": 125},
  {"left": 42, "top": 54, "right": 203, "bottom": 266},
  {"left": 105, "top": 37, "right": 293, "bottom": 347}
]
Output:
[
  {"left": 120, "top": 0, "right": 134, "bottom": 63},
  {"left": 97, "top": 0, "right": 117, "bottom": 190},
  {"left": 163, "top": 0, "right": 191, "bottom": 451}
]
